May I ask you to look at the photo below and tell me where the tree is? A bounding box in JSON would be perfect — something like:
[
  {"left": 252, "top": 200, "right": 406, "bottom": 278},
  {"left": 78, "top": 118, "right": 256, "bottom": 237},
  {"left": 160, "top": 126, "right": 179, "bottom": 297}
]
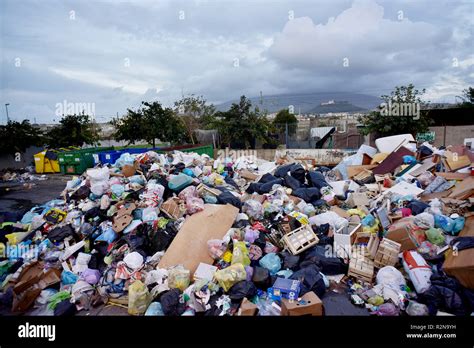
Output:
[
  {"left": 216, "top": 95, "right": 270, "bottom": 148},
  {"left": 0, "top": 120, "right": 44, "bottom": 155},
  {"left": 273, "top": 108, "right": 298, "bottom": 135},
  {"left": 358, "top": 84, "right": 432, "bottom": 137},
  {"left": 173, "top": 95, "right": 217, "bottom": 144},
  {"left": 457, "top": 87, "right": 474, "bottom": 108},
  {"left": 113, "top": 101, "right": 187, "bottom": 147},
  {"left": 45, "top": 114, "right": 99, "bottom": 148}
]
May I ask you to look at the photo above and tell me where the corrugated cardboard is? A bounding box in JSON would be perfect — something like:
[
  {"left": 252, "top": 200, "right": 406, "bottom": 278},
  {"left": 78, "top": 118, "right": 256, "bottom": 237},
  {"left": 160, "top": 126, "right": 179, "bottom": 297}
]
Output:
[
  {"left": 238, "top": 298, "right": 258, "bottom": 316},
  {"left": 281, "top": 291, "right": 323, "bottom": 316},
  {"left": 385, "top": 218, "right": 417, "bottom": 252},
  {"left": 158, "top": 204, "right": 239, "bottom": 274},
  {"left": 443, "top": 217, "right": 474, "bottom": 290},
  {"left": 448, "top": 176, "right": 474, "bottom": 200}
]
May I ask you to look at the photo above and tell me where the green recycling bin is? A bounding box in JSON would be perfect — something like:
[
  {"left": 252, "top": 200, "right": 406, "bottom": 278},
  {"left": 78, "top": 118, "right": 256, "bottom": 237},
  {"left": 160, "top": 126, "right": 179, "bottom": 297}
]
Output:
[{"left": 58, "top": 147, "right": 114, "bottom": 175}]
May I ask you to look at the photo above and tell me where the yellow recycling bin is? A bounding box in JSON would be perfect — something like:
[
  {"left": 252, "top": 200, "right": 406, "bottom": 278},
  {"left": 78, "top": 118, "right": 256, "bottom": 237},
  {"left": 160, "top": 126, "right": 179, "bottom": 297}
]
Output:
[{"left": 34, "top": 150, "right": 60, "bottom": 174}]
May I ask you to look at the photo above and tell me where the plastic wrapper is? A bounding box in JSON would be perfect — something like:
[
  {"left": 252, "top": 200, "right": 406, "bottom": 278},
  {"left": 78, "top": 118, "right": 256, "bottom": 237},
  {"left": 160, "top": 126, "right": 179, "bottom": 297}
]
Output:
[
  {"left": 259, "top": 253, "right": 281, "bottom": 275},
  {"left": 425, "top": 228, "right": 445, "bottom": 246},
  {"left": 231, "top": 241, "right": 251, "bottom": 266},
  {"left": 417, "top": 171, "right": 435, "bottom": 188},
  {"left": 111, "top": 184, "right": 125, "bottom": 198},
  {"left": 168, "top": 173, "right": 193, "bottom": 191},
  {"left": 242, "top": 200, "right": 264, "bottom": 219},
  {"left": 406, "top": 301, "right": 429, "bottom": 316},
  {"left": 128, "top": 280, "right": 152, "bottom": 316},
  {"left": 145, "top": 302, "right": 165, "bottom": 316},
  {"left": 207, "top": 239, "right": 227, "bottom": 259},
  {"left": 167, "top": 265, "right": 191, "bottom": 291},
  {"left": 434, "top": 215, "right": 465, "bottom": 235},
  {"left": 244, "top": 227, "right": 259, "bottom": 243},
  {"left": 214, "top": 263, "right": 247, "bottom": 292},
  {"left": 414, "top": 212, "right": 435, "bottom": 229},
  {"left": 372, "top": 303, "right": 400, "bottom": 316},
  {"left": 185, "top": 196, "right": 205, "bottom": 215},
  {"left": 142, "top": 207, "right": 159, "bottom": 222},
  {"left": 178, "top": 186, "right": 198, "bottom": 201}
]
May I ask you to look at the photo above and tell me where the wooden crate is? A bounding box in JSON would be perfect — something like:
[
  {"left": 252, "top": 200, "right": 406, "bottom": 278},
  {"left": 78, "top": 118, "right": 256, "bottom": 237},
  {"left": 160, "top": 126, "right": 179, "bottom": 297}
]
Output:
[
  {"left": 282, "top": 225, "right": 319, "bottom": 255},
  {"left": 348, "top": 254, "right": 374, "bottom": 283},
  {"left": 196, "top": 183, "right": 222, "bottom": 197},
  {"left": 373, "top": 238, "right": 401, "bottom": 268},
  {"left": 367, "top": 234, "right": 380, "bottom": 259}
]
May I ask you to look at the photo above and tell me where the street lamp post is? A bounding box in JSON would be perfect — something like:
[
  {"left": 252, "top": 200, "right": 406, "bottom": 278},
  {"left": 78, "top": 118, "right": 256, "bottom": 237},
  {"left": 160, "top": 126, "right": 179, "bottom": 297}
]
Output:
[{"left": 5, "top": 103, "right": 10, "bottom": 123}]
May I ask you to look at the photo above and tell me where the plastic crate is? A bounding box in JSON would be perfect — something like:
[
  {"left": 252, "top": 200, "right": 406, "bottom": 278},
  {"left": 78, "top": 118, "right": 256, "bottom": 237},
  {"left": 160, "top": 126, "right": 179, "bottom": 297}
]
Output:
[{"left": 282, "top": 225, "right": 319, "bottom": 255}]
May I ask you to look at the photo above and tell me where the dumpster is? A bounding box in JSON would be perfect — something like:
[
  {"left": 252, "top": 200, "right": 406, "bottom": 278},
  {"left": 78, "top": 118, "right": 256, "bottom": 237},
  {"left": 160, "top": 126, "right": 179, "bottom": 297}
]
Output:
[
  {"left": 94, "top": 148, "right": 150, "bottom": 166},
  {"left": 34, "top": 150, "right": 60, "bottom": 173},
  {"left": 58, "top": 147, "right": 114, "bottom": 174},
  {"left": 34, "top": 148, "right": 77, "bottom": 174},
  {"left": 157, "top": 144, "right": 213, "bottom": 157}
]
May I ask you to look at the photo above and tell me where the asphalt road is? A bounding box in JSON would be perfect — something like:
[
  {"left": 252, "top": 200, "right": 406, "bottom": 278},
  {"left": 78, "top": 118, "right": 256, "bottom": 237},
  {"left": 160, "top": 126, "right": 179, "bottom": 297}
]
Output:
[{"left": 0, "top": 174, "right": 70, "bottom": 215}]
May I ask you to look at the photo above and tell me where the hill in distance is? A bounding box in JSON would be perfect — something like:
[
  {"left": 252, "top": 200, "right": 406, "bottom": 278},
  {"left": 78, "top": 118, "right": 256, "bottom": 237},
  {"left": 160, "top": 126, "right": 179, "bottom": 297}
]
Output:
[{"left": 216, "top": 92, "right": 381, "bottom": 114}]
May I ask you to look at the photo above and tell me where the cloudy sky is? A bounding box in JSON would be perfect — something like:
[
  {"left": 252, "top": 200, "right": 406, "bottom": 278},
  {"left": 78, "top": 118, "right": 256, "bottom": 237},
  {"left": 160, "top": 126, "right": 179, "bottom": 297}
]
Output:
[{"left": 1, "top": 0, "right": 473, "bottom": 123}]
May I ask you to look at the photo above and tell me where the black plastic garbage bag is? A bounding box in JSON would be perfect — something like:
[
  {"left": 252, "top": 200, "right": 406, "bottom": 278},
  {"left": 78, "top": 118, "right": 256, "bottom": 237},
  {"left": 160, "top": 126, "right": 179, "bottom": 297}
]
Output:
[
  {"left": 284, "top": 174, "right": 301, "bottom": 191},
  {"left": 259, "top": 179, "right": 284, "bottom": 194},
  {"left": 419, "top": 285, "right": 466, "bottom": 316},
  {"left": 259, "top": 173, "right": 279, "bottom": 183},
  {"left": 299, "top": 245, "right": 348, "bottom": 275},
  {"left": 289, "top": 263, "right": 325, "bottom": 297},
  {"left": 224, "top": 177, "right": 239, "bottom": 189},
  {"left": 217, "top": 191, "right": 242, "bottom": 209},
  {"left": 228, "top": 281, "right": 257, "bottom": 301},
  {"left": 307, "top": 171, "right": 329, "bottom": 189},
  {"left": 48, "top": 224, "right": 75, "bottom": 243},
  {"left": 313, "top": 224, "right": 332, "bottom": 245},
  {"left": 149, "top": 223, "right": 178, "bottom": 253},
  {"left": 292, "top": 187, "right": 321, "bottom": 203},
  {"left": 280, "top": 251, "right": 300, "bottom": 271},
  {"left": 70, "top": 185, "right": 91, "bottom": 201},
  {"left": 253, "top": 233, "right": 267, "bottom": 250},
  {"left": 252, "top": 267, "right": 271, "bottom": 290},
  {"left": 54, "top": 299, "right": 77, "bottom": 316},
  {"left": 289, "top": 164, "right": 306, "bottom": 184},
  {"left": 274, "top": 164, "right": 293, "bottom": 178},
  {"left": 160, "top": 289, "right": 186, "bottom": 316},
  {"left": 419, "top": 145, "right": 433, "bottom": 157},
  {"left": 407, "top": 200, "right": 430, "bottom": 215}
]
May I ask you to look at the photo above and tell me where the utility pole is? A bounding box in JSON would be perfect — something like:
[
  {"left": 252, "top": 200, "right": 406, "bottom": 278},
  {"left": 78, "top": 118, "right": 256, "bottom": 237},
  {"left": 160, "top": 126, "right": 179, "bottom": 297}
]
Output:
[
  {"left": 285, "top": 122, "right": 289, "bottom": 149},
  {"left": 5, "top": 103, "right": 10, "bottom": 123}
]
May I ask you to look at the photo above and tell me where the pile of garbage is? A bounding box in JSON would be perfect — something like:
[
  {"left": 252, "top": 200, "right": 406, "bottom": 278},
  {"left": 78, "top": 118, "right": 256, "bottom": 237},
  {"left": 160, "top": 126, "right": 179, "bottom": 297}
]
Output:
[
  {"left": 0, "top": 134, "right": 473, "bottom": 316},
  {"left": 1, "top": 167, "right": 47, "bottom": 183}
]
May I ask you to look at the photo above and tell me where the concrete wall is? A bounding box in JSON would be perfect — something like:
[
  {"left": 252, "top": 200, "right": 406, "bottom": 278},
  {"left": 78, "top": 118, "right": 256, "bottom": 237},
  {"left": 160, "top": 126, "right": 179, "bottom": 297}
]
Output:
[
  {"left": 0, "top": 146, "right": 42, "bottom": 170},
  {"left": 429, "top": 125, "right": 474, "bottom": 147}
]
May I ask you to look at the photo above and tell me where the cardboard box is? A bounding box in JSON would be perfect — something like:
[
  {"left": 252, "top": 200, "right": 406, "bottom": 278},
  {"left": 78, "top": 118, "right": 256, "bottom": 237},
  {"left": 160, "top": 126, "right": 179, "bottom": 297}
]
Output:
[
  {"left": 281, "top": 291, "right": 323, "bottom": 316},
  {"left": 238, "top": 298, "right": 258, "bottom": 316},
  {"left": 443, "top": 217, "right": 474, "bottom": 289},
  {"left": 159, "top": 204, "right": 239, "bottom": 274},
  {"left": 385, "top": 218, "right": 417, "bottom": 251},
  {"left": 239, "top": 170, "right": 258, "bottom": 181}
]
